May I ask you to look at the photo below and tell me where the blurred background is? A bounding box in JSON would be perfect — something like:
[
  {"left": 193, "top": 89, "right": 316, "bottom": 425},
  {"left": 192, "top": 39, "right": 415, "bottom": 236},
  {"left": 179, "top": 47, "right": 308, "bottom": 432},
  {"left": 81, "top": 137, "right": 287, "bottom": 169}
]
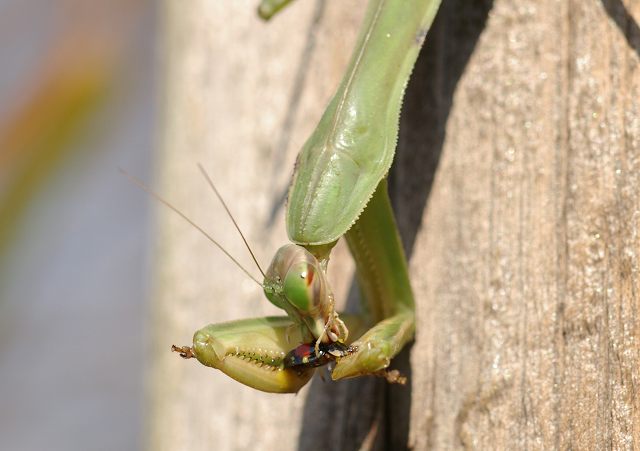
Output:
[{"left": 0, "top": 1, "right": 157, "bottom": 449}]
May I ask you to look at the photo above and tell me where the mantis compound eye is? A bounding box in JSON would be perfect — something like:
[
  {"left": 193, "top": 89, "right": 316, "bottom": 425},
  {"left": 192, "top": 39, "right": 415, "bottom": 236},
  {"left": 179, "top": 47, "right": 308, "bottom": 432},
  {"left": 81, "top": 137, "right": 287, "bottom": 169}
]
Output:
[{"left": 283, "top": 261, "right": 322, "bottom": 313}]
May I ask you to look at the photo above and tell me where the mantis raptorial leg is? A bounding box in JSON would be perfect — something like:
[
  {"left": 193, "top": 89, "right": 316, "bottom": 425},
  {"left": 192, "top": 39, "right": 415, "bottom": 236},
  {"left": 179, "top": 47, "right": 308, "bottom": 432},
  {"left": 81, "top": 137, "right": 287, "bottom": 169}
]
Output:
[{"left": 172, "top": 0, "right": 442, "bottom": 393}]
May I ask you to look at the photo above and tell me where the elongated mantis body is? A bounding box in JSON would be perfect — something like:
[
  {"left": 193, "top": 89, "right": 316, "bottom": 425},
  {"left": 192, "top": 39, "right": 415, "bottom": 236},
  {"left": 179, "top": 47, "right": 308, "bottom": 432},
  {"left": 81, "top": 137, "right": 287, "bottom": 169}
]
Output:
[{"left": 173, "top": 0, "right": 442, "bottom": 393}]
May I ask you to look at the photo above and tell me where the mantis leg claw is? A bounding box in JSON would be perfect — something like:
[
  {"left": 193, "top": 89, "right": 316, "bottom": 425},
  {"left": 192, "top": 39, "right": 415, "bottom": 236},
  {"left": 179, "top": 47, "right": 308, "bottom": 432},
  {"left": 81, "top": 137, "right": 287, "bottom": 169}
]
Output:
[
  {"left": 374, "top": 369, "right": 407, "bottom": 385},
  {"left": 171, "top": 344, "right": 195, "bottom": 359}
]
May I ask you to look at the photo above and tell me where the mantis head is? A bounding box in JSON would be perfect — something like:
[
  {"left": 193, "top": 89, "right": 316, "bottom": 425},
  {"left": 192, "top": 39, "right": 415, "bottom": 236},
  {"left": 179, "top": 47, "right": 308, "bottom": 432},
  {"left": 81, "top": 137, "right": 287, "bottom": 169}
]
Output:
[{"left": 263, "top": 244, "right": 348, "bottom": 345}]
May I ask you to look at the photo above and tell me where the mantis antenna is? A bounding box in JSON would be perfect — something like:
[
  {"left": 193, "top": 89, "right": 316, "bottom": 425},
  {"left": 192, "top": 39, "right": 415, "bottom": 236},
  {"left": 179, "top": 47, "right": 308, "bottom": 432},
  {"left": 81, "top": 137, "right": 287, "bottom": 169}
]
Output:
[
  {"left": 197, "top": 163, "right": 266, "bottom": 279},
  {"left": 118, "top": 167, "right": 263, "bottom": 287}
]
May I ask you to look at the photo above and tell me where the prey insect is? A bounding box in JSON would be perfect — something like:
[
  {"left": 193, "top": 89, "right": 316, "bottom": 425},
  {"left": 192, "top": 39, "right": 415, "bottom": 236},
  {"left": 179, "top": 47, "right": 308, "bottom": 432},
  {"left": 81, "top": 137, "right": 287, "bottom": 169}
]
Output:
[
  {"left": 283, "top": 341, "right": 353, "bottom": 370},
  {"left": 162, "top": 0, "right": 443, "bottom": 393}
]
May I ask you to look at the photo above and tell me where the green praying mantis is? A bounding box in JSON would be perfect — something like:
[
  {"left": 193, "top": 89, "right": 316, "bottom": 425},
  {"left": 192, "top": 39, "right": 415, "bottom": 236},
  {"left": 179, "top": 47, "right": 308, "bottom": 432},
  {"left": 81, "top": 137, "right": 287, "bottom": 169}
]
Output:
[{"left": 169, "top": 0, "right": 442, "bottom": 393}]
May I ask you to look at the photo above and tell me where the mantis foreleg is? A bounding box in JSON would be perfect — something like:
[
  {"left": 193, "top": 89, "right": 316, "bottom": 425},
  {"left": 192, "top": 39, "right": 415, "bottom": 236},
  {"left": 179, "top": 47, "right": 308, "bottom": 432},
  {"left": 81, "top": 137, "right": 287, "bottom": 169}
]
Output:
[
  {"left": 332, "top": 179, "right": 415, "bottom": 380},
  {"left": 257, "top": 0, "right": 296, "bottom": 20}
]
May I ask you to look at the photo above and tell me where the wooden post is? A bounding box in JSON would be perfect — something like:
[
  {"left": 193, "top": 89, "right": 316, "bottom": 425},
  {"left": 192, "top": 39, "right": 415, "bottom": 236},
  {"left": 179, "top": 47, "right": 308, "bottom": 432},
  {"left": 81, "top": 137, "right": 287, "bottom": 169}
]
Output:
[
  {"left": 148, "top": 0, "right": 640, "bottom": 449},
  {"left": 402, "top": 0, "right": 640, "bottom": 448}
]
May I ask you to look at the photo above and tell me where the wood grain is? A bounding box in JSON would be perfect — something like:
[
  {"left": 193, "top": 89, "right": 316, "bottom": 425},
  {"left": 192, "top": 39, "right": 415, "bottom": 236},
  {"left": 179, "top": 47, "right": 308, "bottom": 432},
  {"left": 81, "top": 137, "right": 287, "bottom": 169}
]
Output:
[{"left": 148, "top": 0, "right": 640, "bottom": 449}]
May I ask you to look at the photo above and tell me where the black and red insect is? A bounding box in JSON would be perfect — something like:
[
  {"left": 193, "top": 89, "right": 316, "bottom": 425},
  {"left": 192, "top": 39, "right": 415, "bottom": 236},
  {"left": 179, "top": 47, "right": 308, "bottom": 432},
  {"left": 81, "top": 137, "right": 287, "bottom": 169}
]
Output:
[{"left": 283, "top": 341, "right": 354, "bottom": 369}]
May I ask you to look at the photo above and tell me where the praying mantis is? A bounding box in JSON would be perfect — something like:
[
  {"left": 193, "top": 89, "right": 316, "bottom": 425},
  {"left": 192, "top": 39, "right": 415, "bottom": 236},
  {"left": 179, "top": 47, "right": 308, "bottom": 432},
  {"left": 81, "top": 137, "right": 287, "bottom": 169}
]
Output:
[{"left": 171, "top": 0, "right": 442, "bottom": 393}]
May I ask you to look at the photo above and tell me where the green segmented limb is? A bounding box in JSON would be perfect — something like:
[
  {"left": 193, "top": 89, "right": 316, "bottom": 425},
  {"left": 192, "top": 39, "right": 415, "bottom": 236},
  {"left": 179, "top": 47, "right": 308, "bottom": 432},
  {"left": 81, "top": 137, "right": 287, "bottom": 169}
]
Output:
[
  {"left": 332, "top": 179, "right": 415, "bottom": 380},
  {"left": 177, "top": 314, "right": 369, "bottom": 393},
  {"left": 257, "top": 0, "right": 296, "bottom": 20},
  {"left": 176, "top": 0, "right": 442, "bottom": 393},
  {"left": 182, "top": 316, "right": 313, "bottom": 394}
]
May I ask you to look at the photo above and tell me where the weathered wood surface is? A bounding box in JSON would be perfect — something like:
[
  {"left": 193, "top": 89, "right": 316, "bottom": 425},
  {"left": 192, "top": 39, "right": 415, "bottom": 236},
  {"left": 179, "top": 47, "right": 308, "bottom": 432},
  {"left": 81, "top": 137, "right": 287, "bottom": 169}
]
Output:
[{"left": 148, "top": 0, "right": 640, "bottom": 449}]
